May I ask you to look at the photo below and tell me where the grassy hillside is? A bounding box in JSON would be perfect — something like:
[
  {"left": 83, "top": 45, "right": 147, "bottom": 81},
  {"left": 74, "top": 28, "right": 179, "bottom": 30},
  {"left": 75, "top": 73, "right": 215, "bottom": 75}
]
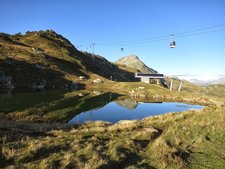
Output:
[
  {"left": 1, "top": 102, "right": 224, "bottom": 169},
  {"left": 0, "top": 81, "right": 224, "bottom": 168},
  {"left": 1, "top": 29, "right": 208, "bottom": 93},
  {"left": 204, "top": 84, "right": 225, "bottom": 98},
  {"left": 0, "top": 30, "right": 138, "bottom": 91}
]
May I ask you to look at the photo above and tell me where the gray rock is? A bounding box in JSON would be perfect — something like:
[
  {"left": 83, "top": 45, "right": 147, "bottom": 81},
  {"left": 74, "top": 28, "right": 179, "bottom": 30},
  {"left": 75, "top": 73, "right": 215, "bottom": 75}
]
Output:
[{"left": 93, "top": 78, "right": 103, "bottom": 84}]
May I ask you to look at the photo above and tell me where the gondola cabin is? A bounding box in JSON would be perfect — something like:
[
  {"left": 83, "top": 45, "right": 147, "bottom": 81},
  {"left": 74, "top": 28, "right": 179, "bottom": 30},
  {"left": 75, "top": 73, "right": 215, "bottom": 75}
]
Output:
[
  {"left": 170, "top": 41, "right": 176, "bottom": 48},
  {"left": 170, "top": 34, "right": 176, "bottom": 48}
]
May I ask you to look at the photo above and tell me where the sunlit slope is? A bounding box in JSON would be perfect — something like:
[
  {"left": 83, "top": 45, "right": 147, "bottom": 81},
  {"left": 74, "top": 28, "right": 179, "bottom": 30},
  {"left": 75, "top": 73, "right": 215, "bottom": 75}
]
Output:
[
  {"left": 0, "top": 30, "right": 137, "bottom": 90},
  {"left": 115, "top": 55, "right": 157, "bottom": 73}
]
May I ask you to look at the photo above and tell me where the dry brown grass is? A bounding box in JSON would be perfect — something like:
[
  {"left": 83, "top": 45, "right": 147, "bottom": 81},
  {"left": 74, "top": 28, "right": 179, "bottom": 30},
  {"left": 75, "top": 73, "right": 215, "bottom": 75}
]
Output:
[
  {"left": 1, "top": 105, "right": 225, "bottom": 169},
  {"left": 1, "top": 146, "right": 16, "bottom": 161}
]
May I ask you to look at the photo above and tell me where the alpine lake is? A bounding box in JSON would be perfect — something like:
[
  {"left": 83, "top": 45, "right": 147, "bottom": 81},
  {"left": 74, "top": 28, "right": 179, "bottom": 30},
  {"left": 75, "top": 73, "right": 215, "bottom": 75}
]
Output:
[{"left": 0, "top": 90, "right": 203, "bottom": 125}]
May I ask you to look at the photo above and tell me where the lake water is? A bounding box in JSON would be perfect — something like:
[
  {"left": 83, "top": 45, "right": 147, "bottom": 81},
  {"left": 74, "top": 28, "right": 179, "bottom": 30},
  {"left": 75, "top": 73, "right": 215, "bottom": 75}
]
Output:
[
  {"left": 0, "top": 91, "right": 203, "bottom": 124},
  {"left": 68, "top": 98, "right": 203, "bottom": 124}
]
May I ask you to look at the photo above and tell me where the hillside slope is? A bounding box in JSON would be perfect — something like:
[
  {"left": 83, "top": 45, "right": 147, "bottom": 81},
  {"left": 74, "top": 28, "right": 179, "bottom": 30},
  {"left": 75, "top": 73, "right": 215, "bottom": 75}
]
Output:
[
  {"left": 205, "top": 84, "right": 225, "bottom": 98},
  {"left": 189, "top": 76, "right": 225, "bottom": 86},
  {"left": 0, "top": 30, "right": 138, "bottom": 91}
]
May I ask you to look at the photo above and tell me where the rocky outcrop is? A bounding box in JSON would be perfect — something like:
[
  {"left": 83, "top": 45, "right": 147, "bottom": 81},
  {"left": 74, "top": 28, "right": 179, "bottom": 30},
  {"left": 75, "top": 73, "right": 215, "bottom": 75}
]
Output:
[
  {"left": 32, "top": 79, "right": 46, "bottom": 90},
  {"left": 93, "top": 79, "right": 104, "bottom": 84},
  {"left": 0, "top": 71, "right": 14, "bottom": 90}
]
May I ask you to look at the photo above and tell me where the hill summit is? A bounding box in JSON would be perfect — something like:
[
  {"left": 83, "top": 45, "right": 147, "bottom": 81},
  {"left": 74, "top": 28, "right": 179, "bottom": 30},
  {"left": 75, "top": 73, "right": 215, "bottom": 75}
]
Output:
[{"left": 115, "top": 55, "right": 157, "bottom": 73}]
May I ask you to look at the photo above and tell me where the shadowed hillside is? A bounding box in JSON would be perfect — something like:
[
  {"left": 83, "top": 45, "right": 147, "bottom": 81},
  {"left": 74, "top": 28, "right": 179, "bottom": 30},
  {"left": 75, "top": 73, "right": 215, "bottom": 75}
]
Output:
[{"left": 0, "top": 30, "right": 140, "bottom": 91}]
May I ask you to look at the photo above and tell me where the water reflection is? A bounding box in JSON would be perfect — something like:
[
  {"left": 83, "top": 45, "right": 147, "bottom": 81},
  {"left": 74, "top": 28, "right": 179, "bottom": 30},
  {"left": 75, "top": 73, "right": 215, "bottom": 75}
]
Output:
[
  {"left": 0, "top": 91, "right": 203, "bottom": 124},
  {"left": 0, "top": 90, "right": 65, "bottom": 113},
  {"left": 115, "top": 98, "right": 138, "bottom": 110},
  {"left": 68, "top": 98, "right": 203, "bottom": 124},
  {"left": 0, "top": 91, "right": 121, "bottom": 122}
]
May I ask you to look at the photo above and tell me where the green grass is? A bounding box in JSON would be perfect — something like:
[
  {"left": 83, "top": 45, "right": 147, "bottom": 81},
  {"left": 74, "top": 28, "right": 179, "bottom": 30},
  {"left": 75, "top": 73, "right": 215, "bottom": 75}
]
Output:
[
  {"left": 1, "top": 104, "right": 225, "bottom": 168},
  {"left": 205, "top": 84, "right": 225, "bottom": 98},
  {"left": 1, "top": 83, "right": 224, "bottom": 168},
  {"left": 1, "top": 30, "right": 143, "bottom": 92}
]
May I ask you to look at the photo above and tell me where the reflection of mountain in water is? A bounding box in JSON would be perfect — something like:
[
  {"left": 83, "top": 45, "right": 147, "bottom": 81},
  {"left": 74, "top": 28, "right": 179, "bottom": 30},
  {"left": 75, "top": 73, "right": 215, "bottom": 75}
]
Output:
[
  {"left": 115, "top": 98, "right": 138, "bottom": 110},
  {"left": 2, "top": 91, "right": 121, "bottom": 122},
  {"left": 175, "top": 104, "right": 190, "bottom": 108},
  {"left": 76, "top": 92, "right": 120, "bottom": 114}
]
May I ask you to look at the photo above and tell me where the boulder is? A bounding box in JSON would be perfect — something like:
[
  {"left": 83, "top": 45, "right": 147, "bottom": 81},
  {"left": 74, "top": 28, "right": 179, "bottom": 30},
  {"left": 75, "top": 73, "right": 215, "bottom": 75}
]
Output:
[{"left": 93, "top": 79, "right": 103, "bottom": 84}]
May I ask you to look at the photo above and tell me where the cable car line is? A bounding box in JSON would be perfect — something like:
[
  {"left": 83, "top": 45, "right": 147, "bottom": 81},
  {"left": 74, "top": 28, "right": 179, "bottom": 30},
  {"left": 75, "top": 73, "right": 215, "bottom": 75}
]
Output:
[
  {"left": 174, "top": 28, "right": 225, "bottom": 39},
  {"left": 94, "top": 23, "right": 225, "bottom": 46},
  {"left": 173, "top": 23, "right": 225, "bottom": 36},
  {"left": 95, "top": 27, "right": 225, "bottom": 47},
  {"left": 96, "top": 34, "right": 169, "bottom": 46}
]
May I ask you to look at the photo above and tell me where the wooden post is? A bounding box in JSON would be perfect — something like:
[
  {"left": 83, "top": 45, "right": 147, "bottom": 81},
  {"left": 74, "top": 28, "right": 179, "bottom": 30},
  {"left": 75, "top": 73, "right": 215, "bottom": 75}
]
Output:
[
  {"left": 170, "top": 79, "right": 173, "bottom": 91},
  {"left": 156, "top": 79, "right": 159, "bottom": 85},
  {"left": 178, "top": 81, "right": 183, "bottom": 92}
]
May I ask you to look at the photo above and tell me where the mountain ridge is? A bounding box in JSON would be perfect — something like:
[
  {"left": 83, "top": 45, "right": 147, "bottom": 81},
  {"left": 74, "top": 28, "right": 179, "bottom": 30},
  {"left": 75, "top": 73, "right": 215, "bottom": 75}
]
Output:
[
  {"left": 0, "top": 30, "right": 139, "bottom": 91},
  {"left": 115, "top": 55, "right": 157, "bottom": 74}
]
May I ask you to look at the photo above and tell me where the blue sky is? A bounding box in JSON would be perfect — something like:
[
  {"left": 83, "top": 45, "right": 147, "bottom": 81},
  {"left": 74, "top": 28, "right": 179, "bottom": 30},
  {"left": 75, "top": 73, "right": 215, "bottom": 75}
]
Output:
[{"left": 1, "top": 0, "right": 225, "bottom": 80}]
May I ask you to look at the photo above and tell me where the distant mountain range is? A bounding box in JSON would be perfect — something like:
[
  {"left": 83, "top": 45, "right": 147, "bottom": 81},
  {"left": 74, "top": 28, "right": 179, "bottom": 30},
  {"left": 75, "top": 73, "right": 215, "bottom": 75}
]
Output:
[{"left": 189, "top": 77, "right": 225, "bottom": 86}]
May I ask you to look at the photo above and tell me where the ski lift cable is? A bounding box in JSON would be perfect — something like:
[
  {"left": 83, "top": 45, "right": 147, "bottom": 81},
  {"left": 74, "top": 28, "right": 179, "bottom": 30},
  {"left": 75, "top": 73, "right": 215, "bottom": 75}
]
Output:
[
  {"left": 97, "top": 34, "right": 169, "bottom": 46},
  {"left": 174, "top": 28, "right": 225, "bottom": 39},
  {"left": 97, "top": 28, "right": 225, "bottom": 47},
  {"left": 96, "top": 27, "right": 225, "bottom": 47},
  {"left": 173, "top": 23, "right": 225, "bottom": 36},
  {"left": 94, "top": 23, "right": 225, "bottom": 46}
]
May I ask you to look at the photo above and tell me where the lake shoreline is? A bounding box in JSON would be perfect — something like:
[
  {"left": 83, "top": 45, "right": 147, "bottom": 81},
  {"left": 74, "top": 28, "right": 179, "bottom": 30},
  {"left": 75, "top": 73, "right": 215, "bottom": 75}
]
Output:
[{"left": 1, "top": 85, "right": 225, "bottom": 168}]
